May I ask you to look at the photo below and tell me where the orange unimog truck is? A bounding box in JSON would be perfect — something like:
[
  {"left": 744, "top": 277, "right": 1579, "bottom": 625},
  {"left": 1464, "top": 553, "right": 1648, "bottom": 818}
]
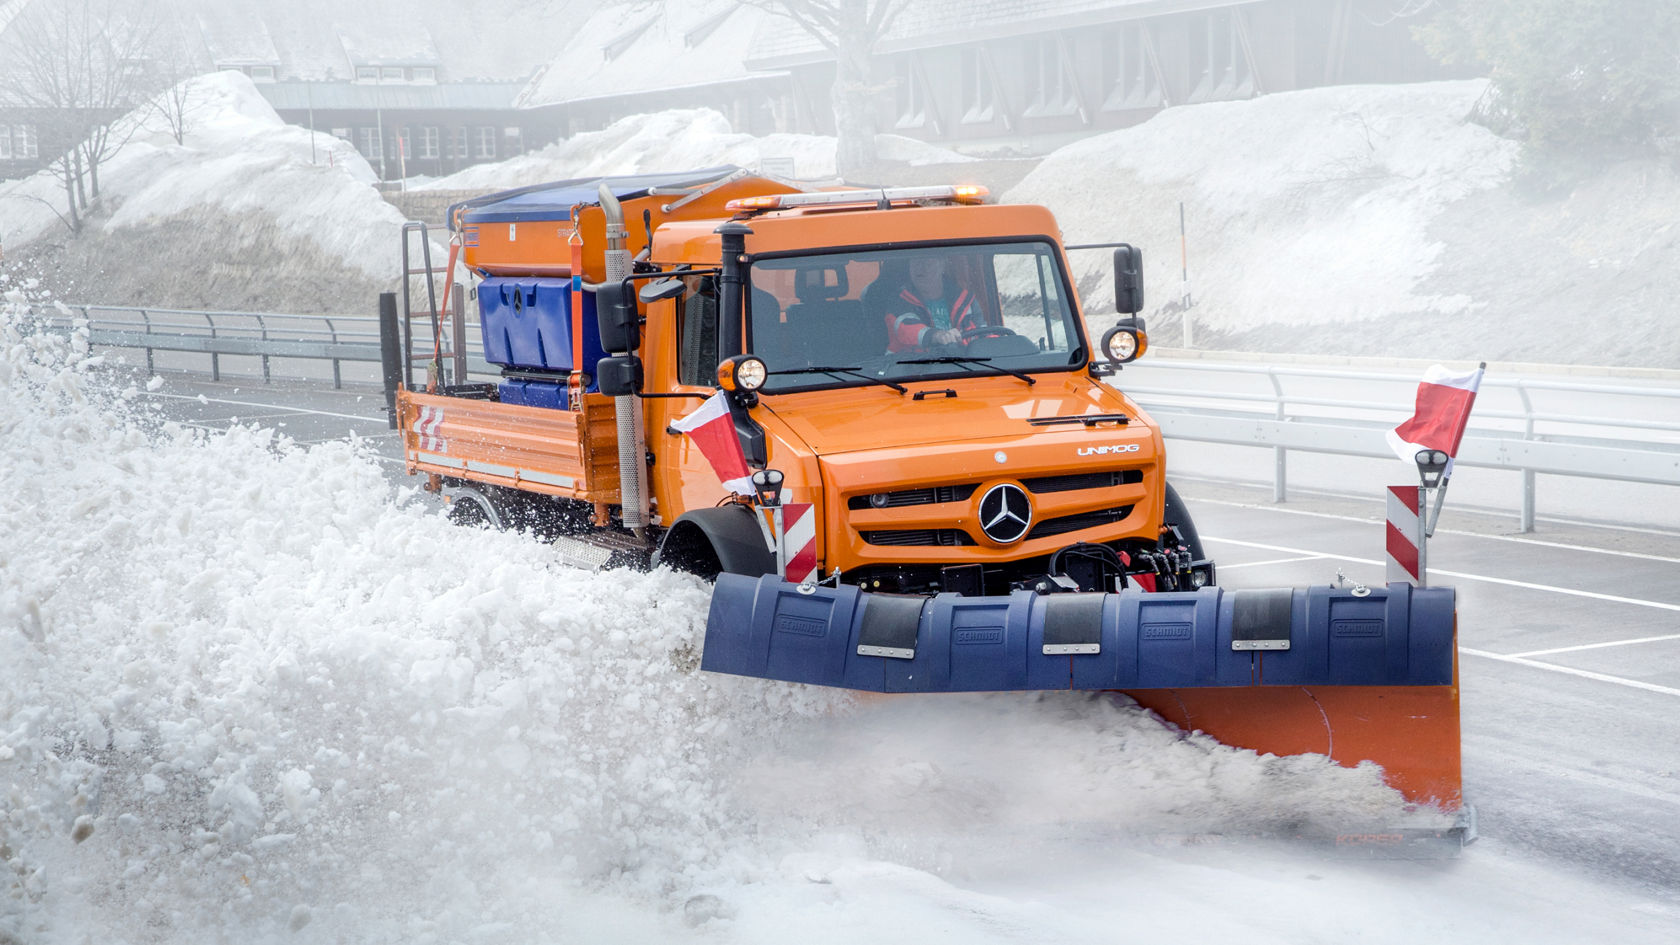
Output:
[{"left": 386, "top": 168, "right": 1469, "bottom": 846}]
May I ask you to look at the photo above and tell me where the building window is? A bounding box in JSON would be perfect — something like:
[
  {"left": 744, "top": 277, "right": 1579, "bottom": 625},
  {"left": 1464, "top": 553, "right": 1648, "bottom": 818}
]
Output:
[
  {"left": 960, "top": 47, "right": 995, "bottom": 123},
  {"left": 396, "top": 126, "right": 412, "bottom": 161},
  {"left": 381, "top": 66, "right": 405, "bottom": 82},
  {"left": 451, "top": 126, "right": 468, "bottom": 159},
  {"left": 1188, "top": 10, "right": 1252, "bottom": 101},
  {"left": 249, "top": 65, "right": 276, "bottom": 83},
  {"left": 894, "top": 56, "right": 927, "bottom": 128},
  {"left": 331, "top": 127, "right": 350, "bottom": 140},
  {"left": 356, "top": 65, "right": 378, "bottom": 82},
  {"left": 502, "top": 126, "right": 523, "bottom": 154},
  {"left": 0, "top": 131, "right": 11, "bottom": 160},
  {"left": 1102, "top": 24, "right": 1161, "bottom": 110},
  {"left": 12, "top": 124, "right": 38, "bottom": 159},
  {"left": 474, "top": 126, "right": 496, "bottom": 159},
  {"left": 1023, "top": 36, "right": 1079, "bottom": 117},
  {"left": 418, "top": 126, "right": 440, "bottom": 159},
  {"left": 412, "top": 66, "right": 436, "bottom": 84},
  {"left": 358, "top": 126, "right": 381, "bottom": 158}
]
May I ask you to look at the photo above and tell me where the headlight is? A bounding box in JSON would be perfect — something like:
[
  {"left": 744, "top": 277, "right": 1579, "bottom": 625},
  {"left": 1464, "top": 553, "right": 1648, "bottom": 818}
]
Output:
[
  {"left": 717, "top": 355, "right": 769, "bottom": 392},
  {"left": 1100, "top": 325, "right": 1146, "bottom": 364}
]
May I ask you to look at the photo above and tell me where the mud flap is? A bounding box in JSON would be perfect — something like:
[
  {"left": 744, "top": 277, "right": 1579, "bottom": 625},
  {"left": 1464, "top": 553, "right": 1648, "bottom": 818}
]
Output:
[{"left": 702, "top": 575, "right": 1462, "bottom": 810}]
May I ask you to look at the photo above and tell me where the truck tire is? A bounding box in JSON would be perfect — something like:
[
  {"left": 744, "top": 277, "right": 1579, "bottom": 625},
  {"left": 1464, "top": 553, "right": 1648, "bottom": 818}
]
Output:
[
  {"left": 446, "top": 485, "right": 506, "bottom": 531},
  {"left": 655, "top": 506, "right": 776, "bottom": 581}
]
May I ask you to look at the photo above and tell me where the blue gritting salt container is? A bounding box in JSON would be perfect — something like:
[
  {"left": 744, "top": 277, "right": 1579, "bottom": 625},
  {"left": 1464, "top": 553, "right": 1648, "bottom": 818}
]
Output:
[{"left": 478, "top": 278, "right": 604, "bottom": 376}]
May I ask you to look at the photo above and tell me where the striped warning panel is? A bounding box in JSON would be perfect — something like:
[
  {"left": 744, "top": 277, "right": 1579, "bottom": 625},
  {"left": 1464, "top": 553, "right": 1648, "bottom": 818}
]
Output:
[
  {"left": 411, "top": 405, "right": 447, "bottom": 453},
  {"left": 762, "top": 503, "right": 818, "bottom": 584},
  {"left": 1386, "top": 484, "right": 1420, "bottom": 585}
]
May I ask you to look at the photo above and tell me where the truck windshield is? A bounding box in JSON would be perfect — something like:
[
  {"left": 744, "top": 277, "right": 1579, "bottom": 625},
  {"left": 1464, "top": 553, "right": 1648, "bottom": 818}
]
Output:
[{"left": 746, "top": 241, "right": 1084, "bottom": 393}]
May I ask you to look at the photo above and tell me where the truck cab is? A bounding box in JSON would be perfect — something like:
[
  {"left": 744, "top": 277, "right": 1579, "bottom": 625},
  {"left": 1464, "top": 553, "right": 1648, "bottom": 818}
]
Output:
[{"left": 637, "top": 199, "right": 1196, "bottom": 595}]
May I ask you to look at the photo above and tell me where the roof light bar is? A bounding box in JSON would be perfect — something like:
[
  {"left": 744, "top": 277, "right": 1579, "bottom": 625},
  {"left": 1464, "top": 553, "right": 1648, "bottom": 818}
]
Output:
[{"left": 725, "top": 184, "right": 990, "bottom": 213}]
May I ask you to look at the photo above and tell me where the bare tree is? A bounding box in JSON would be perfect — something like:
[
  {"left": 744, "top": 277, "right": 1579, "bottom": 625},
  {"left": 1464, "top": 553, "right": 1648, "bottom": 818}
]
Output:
[
  {"left": 0, "top": 0, "right": 162, "bottom": 231},
  {"left": 743, "top": 0, "right": 909, "bottom": 179},
  {"left": 147, "top": 21, "right": 205, "bottom": 146}
]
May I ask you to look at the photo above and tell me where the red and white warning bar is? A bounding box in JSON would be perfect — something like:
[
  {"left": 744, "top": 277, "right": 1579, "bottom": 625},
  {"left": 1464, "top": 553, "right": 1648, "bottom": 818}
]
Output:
[
  {"left": 1385, "top": 484, "right": 1421, "bottom": 585},
  {"left": 763, "top": 502, "right": 818, "bottom": 584},
  {"left": 412, "top": 405, "right": 447, "bottom": 453}
]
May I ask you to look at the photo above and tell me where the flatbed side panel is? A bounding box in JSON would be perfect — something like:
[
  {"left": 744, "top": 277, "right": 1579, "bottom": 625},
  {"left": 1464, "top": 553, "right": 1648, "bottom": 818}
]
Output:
[{"left": 398, "top": 389, "right": 621, "bottom": 503}]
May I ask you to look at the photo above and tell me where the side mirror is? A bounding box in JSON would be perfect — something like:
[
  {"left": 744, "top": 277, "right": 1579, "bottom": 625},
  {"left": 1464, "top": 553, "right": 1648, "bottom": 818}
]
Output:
[
  {"left": 595, "top": 280, "right": 640, "bottom": 353},
  {"left": 595, "top": 355, "right": 642, "bottom": 396},
  {"left": 1113, "top": 244, "right": 1144, "bottom": 314}
]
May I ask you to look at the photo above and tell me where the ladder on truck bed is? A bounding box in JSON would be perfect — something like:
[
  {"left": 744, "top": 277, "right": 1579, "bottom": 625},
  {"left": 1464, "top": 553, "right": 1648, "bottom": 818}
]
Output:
[{"left": 398, "top": 221, "right": 470, "bottom": 394}]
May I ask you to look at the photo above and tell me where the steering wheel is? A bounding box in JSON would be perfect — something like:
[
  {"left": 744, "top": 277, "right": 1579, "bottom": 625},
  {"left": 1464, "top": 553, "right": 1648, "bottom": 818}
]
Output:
[{"left": 959, "top": 325, "right": 1021, "bottom": 343}]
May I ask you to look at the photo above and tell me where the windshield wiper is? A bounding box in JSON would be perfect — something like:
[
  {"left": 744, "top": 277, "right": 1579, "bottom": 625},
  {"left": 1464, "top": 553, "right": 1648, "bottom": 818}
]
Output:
[
  {"left": 769, "top": 365, "right": 908, "bottom": 395},
  {"left": 895, "top": 356, "right": 1037, "bottom": 386}
]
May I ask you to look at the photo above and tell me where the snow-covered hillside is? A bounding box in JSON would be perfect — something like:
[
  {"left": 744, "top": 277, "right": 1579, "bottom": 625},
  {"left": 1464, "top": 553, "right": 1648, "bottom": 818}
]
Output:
[
  {"left": 1008, "top": 80, "right": 1680, "bottom": 367},
  {"left": 416, "top": 108, "right": 974, "bottom": 191},
  {"left": 0, "top": 72, "right": 407, "bottom": 311},
  {"left": 4, "top": 297, "right": 1678, "bottom": 944}
]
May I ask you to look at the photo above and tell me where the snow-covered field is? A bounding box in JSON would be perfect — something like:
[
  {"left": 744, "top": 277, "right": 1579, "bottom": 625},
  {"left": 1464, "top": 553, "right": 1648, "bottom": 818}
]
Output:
[{"left": 5, "top": 297, "right": 1678, "bottom": 943}]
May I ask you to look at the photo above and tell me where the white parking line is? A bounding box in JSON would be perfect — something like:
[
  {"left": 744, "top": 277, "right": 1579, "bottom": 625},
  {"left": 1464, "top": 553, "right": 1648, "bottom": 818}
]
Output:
[
  {"left": 1506, "top": 633, "right": 1680, "bottom": 658},
  {"left": 1205, "top": 536, "right": 1680, "bottom": 613},
  {"left": 1190, "top": 495, "right": 1680, "bottom": 565},
  {"left": 1460, "top": 648, "right": 1680, "bottom": 699},
  {"left": 145, "top": 392, "right": 386, "bottom": 424},
  {"left": 1215, "top": 554, "right": 1329, "bottom": 570}
]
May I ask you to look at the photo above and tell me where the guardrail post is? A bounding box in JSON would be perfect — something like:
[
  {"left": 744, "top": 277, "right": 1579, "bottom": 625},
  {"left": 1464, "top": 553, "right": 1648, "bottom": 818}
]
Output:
[
  {"left": 379, "top": 292, "right": 403, "bottom": 429},
  {"left": 1519, "top": 384, "right": 1536, "bottom": 532},
  {"left": 140, "top": 309, "right": 155, "bottom": 375},
  {"left": 256, "top": 314, "right": 272, "bottom": 383},
  {"left": 206, "top": 312, "right": 221, "bottom": 381},
  {"left": 1269, "top": 368, "right": 1287, "bottom": 503},
  {"left": 325, "top": 316, "right": 343, "bottom": 388}
]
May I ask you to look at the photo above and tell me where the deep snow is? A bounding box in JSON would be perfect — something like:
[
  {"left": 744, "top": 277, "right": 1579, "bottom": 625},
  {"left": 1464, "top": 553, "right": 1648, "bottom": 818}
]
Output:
[{"left": 4, "top": 297, "right": 1679, "bottom": 943}]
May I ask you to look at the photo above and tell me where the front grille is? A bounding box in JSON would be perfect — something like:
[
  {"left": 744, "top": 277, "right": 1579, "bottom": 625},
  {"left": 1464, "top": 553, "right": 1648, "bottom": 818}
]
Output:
[
  {"left": 848, "top": 483, "right": 978, "bottom": 510},
  {"left": 1026, "top": 504, "right": 1135, "bottom": 540},
  {"left": 860, "top": 529, "right": 975, "bottom": 547},
  {"left": 1021, "top": 470, "right": 1143, "bottom": 493}
]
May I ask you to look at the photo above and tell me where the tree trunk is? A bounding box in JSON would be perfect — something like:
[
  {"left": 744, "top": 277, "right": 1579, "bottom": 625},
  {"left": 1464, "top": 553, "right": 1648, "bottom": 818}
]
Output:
[
  {"left": 61, "top": 161, "right": 82, "bottom": 233},
  {"left": 832, "top": 0, "right": 880, "bottom": 181},
  {"left": 71, "top": 148, "right": 88, "bottom": 211}
]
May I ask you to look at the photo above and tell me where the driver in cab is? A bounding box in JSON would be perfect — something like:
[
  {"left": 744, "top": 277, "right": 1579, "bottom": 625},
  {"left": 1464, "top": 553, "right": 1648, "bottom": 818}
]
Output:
[{"left": 881, "top": 256, "right": 981, "bottom": 354}]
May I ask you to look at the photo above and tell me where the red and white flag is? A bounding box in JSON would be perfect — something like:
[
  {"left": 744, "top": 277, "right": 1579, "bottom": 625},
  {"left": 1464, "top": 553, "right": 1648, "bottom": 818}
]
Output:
[
  {"left": 671, "top": 390, "right": 754, "bottom": 497},
  {"left": 1386, "top": 364, "right": 1484, "bottom": 475}
]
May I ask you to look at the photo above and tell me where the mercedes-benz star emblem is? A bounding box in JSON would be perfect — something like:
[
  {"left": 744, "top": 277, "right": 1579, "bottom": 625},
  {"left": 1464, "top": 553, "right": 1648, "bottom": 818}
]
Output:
[{"left": 978, "top": 483, "right": 1032, "bottom": 544}]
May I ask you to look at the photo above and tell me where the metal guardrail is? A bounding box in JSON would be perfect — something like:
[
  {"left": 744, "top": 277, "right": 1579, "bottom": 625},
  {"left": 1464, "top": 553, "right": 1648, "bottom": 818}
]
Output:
[
  {"left": 34, "top": 304, "right": 495, "bottom": 387},
  {"left": 1120, "top": 360, "right": 1680, "bottom": 532},
  {"left": 39, "top": 305, "right": 1680, "bottom": 532}
]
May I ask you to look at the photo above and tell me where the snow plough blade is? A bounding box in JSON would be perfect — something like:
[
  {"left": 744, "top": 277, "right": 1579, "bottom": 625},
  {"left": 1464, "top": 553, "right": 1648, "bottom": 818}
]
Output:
[{"left": 702, "top": 575, "right": 1463, "bottom": 812}]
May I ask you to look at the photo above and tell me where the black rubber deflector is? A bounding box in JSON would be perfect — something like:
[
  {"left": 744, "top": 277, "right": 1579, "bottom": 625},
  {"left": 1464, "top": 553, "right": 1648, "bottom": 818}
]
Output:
[
  {"left": 1231, "top": 588, "right": 1294, "bottom": 646},
  {"left": 857, "top": 594, "right": 926, "bottom": 659},
  {"left": 1042, "top": 594, "right": 1106, "bottom": 654}
]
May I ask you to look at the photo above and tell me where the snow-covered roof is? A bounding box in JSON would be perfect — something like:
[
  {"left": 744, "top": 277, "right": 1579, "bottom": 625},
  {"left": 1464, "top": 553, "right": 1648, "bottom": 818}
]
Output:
[
  {"left": 747, "top": 0, "right": 1254, "bottom": 67},
  {"left": 338, "top": 20, "right": 440, "bottom": 68},
  {"left": 517, "top": 1, "right": 785, "bottom": 110},
  {"left": 195, "top": 0, "right": 281, "bottom": 67}
]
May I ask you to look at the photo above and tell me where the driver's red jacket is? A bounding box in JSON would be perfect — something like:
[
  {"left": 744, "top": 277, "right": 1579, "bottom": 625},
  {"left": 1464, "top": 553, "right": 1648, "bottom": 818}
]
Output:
[{"left": 884, "top": 287, "right": 980, "bottom": 354}]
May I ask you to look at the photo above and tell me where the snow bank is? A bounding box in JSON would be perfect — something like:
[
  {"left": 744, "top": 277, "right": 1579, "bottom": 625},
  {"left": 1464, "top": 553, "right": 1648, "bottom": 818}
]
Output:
[
  {"left": 3, "top": 295, "right": 1673, "bottom": 943},
  {"left": 1007, "top": 80, "right": 1519, "bottom": 332},
  {"left": 0, "top": 72, "right": 404, "bottom": 281},
  {"left": 417, "top": 108, "right": 974, "bottom": 191}
]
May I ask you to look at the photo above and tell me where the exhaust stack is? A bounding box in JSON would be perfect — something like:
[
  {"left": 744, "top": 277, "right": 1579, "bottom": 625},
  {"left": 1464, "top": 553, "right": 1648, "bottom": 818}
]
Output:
[{"left": 599, "top": 184, "right": 647, "bottom": 536}]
